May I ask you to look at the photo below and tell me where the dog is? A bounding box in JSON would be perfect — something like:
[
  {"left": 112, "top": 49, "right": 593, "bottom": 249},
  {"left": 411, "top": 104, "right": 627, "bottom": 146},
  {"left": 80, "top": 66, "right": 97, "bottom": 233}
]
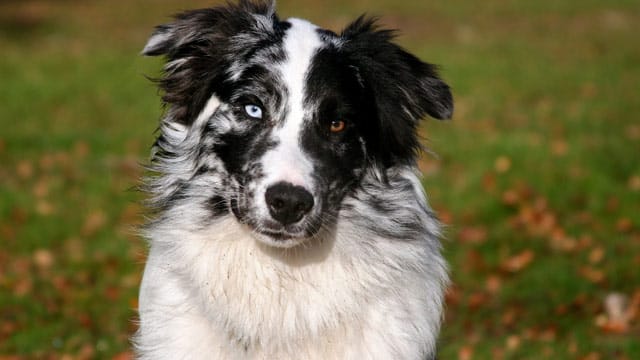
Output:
[{"left": 135, "top": 1, "right": 452, "bottom": 359}]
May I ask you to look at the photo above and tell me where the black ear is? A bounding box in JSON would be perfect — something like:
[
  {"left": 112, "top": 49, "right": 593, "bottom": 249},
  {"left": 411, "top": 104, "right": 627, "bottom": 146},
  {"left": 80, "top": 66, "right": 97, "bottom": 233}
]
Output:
[
  {"left": 141, "top": 1, "right": 278, "bottom": 125},
  {"left": 341, "top": 16, "right": 453, "bottom": 165},
  {"left": 142, "top": 1, "right": 277, "bottom": 57}
]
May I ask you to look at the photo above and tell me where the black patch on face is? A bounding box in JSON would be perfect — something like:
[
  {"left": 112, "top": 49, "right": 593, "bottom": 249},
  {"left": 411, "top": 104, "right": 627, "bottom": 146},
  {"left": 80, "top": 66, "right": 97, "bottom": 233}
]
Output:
[{"left": 301, "top": 45, "right": 370, "bottom": 210}]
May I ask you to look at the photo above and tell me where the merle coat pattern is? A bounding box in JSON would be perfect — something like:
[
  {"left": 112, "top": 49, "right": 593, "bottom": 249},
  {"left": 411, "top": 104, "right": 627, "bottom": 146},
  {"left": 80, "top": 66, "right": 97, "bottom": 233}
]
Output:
[{"left": 136, "top": 1, "right": 452, "bottom": 359}]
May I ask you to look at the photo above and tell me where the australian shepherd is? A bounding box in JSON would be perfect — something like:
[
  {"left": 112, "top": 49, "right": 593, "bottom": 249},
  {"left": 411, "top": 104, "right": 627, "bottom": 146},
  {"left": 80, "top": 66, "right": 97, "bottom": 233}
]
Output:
[{"left": 136, "top": 1, "right": 453, "bottom": 359}]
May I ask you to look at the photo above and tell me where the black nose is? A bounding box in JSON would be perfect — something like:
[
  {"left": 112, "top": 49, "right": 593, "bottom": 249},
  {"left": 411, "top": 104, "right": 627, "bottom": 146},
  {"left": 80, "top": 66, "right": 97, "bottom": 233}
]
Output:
[{"left": 265, "top": 182, "right": 314, "bottom": 225}]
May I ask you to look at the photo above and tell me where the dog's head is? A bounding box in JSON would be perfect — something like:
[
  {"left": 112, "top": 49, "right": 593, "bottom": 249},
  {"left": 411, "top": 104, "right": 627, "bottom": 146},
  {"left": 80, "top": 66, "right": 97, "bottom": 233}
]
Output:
[{"left": 144, "top": 0, "right": 452, "bottom": 248}]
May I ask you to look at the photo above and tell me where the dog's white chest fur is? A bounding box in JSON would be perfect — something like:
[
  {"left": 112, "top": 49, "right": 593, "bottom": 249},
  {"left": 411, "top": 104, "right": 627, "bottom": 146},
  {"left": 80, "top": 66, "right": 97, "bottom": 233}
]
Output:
[{"left": 138, "top": 210, "right": 445, "bottom": 360}]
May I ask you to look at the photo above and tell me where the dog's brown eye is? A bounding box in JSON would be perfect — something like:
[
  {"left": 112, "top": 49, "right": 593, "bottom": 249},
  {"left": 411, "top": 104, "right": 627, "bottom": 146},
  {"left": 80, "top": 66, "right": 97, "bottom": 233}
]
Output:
[{"left": 329, "top": 120, "right": 345, "bottom": 133}]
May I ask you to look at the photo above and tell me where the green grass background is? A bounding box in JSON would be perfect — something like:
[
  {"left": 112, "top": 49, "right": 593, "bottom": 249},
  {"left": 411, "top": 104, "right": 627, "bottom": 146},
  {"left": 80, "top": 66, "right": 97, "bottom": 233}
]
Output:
[{"left": 1, "top": 0, "right": 639, "bottom": 358}]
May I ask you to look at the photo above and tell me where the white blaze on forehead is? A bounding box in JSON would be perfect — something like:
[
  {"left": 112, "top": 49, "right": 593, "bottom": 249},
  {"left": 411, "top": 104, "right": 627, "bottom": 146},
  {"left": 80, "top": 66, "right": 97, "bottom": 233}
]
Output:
[{"left": 259, "top": 18, "right": 324, "bottom": 191}]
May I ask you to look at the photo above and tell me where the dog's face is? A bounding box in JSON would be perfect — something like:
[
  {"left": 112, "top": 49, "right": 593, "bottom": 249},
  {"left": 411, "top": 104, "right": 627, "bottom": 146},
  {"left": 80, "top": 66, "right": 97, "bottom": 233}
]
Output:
[{"left": 144, "top": 1, "right": 452, "bottom": 248}]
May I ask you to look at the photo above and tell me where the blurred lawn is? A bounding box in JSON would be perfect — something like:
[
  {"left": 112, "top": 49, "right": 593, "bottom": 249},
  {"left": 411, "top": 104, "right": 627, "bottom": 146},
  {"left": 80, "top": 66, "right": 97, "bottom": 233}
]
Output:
[{"left": 1, "top": 0, "right": 639, "bottom": 359}]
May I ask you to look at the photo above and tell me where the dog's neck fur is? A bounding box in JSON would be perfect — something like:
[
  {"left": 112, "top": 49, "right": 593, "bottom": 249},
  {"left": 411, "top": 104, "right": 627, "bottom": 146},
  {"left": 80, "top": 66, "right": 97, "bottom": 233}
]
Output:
[{"left": 138, "top": 168, "right": 447, "bottom": 359}]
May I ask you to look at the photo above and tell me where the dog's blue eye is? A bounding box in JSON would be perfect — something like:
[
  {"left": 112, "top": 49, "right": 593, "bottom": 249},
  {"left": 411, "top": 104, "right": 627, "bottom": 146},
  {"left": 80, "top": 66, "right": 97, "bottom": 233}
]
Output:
[{"left": 244, "top": 104, "right": 263, "bottom": 119}]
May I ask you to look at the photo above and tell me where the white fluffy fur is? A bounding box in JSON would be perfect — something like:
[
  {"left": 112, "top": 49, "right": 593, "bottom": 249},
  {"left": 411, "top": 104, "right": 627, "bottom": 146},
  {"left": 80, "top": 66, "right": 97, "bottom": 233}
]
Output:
[{"left": 137, "top": 170, "right": 447, "bottom": 359}]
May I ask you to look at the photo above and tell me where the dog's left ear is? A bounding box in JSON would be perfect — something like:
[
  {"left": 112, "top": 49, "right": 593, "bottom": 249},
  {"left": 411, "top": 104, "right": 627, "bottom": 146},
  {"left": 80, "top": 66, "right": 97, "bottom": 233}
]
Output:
[{"left": 340, "top": 17, "right": 453, "bottom": 164}]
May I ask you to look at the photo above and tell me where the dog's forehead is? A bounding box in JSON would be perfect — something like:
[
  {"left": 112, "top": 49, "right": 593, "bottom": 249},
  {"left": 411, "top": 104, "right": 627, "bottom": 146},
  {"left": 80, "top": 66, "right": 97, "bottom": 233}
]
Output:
[{"left": 277, "top": 18, "right": 324, "bottom": 101}]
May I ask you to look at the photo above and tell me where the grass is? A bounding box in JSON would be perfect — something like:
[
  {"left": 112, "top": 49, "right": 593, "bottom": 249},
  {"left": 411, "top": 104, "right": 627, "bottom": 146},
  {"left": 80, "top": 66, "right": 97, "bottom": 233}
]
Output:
[{"left": 1, "top": 0, "right": 639, "bottom": 358}]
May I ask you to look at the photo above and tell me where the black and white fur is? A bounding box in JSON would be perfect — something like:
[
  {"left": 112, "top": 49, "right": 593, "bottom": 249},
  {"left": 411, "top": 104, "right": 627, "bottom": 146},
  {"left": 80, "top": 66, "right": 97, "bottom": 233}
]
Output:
[{"left": 136, "top": 1, "right": 453, "bottom": 359}]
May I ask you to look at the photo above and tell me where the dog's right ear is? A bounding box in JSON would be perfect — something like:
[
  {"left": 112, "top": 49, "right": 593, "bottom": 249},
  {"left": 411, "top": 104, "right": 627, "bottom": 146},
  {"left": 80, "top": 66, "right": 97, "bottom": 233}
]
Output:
[
  {"left": 142, "top": 1, "right": 276, "bottom": 57},
  {"left": 141, "top": 1, "right": 278, "bottom": 126},
  {"left": 142, "top": 24, "right": 176, "bottom": 56}
]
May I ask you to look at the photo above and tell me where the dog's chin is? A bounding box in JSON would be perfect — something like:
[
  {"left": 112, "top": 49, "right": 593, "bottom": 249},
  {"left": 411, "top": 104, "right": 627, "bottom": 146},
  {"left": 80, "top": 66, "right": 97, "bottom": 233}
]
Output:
[{"left": 250, "top": 230, "right": 310, "bottom": 249}]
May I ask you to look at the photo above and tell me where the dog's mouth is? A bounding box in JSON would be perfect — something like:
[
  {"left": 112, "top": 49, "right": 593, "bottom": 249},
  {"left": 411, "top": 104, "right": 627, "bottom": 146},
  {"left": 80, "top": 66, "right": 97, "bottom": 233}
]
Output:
[
  {"left": 258, "top": 229, "right": 294, "bottom": 240},
  {"left": 249, "top": 228, "right": 310, "bottom": 248}
]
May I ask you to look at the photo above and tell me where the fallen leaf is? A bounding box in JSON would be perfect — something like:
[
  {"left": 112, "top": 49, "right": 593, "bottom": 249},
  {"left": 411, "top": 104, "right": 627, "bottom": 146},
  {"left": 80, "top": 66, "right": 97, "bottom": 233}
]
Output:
[
  {"left": 579, "top": 266, "right": 605, "bottom": 284},
  {"left": 494, "top": 156, "right": 511, "bottom": 173},
  {"left": 629, "top": 175, "right": 640, "bottom": 191},
  {"left": 501, "top": 189, "right": 519, "bottom": 206},
  {"left": 501, "top": 307, "right": 519, "bottom": 327},
  {"left": 616, "top": 218, "right": 633, "bottom": 233},
  {"left": 551, "top": 139, "right": 568, "bottom": 156},
  {"left": 468, "top": 292, "right": 489, "bottom": 309},
  {"left": 506, "top": 335, "right": 520, "bottom": 351},
  {"left": 458, "top": 345, "right": 474, "bottom": 360},
  {"left": 627, "top": 125, "right": 640, "bottom": 140},
  {"left": 33, "top": 249, "right": 54, "bottom": 270},
  {"left": 482, "top": 172, "right": 496, "bottom": 192},
  {"left": 35, "top": 201, "right": 55, "bottom": 216},
  {"left": 588, "top": 247, "right": 605, "bottom": 265},
  {"left": 459, "top": 226, "right": 488, "bottom": 244},
  {"left": 16, "top": 160, "right": 34, "bottom": 180},
  {"left": 82, "top": 210, "right": 107, "bottom": 236},
  {"left": 501, "top": 250, "right": 535, "bottom": 273},
  {"left": 485, "top": 275, "right": 502, "bottom": 294},
  {"left": 32, "top": 178, "right": 50, "bottom": 198}
]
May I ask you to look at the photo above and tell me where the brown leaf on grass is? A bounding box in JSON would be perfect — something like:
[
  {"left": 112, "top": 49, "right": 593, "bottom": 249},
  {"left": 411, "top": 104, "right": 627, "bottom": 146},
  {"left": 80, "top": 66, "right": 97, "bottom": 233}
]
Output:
[
  {"left": 551, "top": 139, "right": 568, "bottom": 156},
  {"left": 33, "top": 249, "right": 54, "bottom": 270},
  {"left": 506, "top": 335, "right": 521, "bottom": 351},
  {"left": 485, "top": 275, "right": 502, "bottom": 294},
  {"left": 494, "top": 156, "right": 511, "bottom": 173},
  {"left": 579, "top": 266, "right": 605, "bottom": 284},
  {"left": 628, "top": 175, "right": 640, "bottom": 191},
  {"left": 16, "top": 160, "right": 34, "bottom": 180},
  {"left": 78, "top": 343, "right": 95, "bottom": 360},
  {"left": 482, "top": 172, "right": 496, "bottom": 193},
  {"left": 35, "top": 200, "right": 55, "bottom": 216},
  {"left": 82, "top": 210, "right": 107, "bottom": 236},
  {"left": 14, "top": 278, "right": 32, "bottom": 297},
  {"left": 445, "top": 285, "right": 462, "bottom": 306},
  {"left": 501, "top": 189, "right": 519, "bottom": 206},
  {"left": 501, "top": 250, "right": 535, "bottom": 273},
  {"left": 458, "top": 345, "right": 474, "bottom": 360},
  {"left": 501, "top": 307, "right": 519, "bottom": 327},
  {"left": 549, "top": 228, "right": 577, "bottom": 253},
  {"left": 458, "top": 226, "right": 488, "bottom": 244},
  {"left": 626, "top": 124, "right": 640, "bottom": 140},
  {"left": 539, "top": 326, "right": 557, "bottom": 342},
  {"left": 616, "top": 218, "right": 633, "bottom": 233},
  {"left": 463, "top": 250, "right": 486, "bottom": 272},
  {"left": 32, "top": 178, "right": 50, "bottom": 198},
  {"left": 588, "top": 247, "right": 605, "bottom": 265},
  {"left": 437, "top": 207, "right": 454, "bottom": 225},
  {"left": 468, "top": 292, "right": 489, "bottom": 310}
]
